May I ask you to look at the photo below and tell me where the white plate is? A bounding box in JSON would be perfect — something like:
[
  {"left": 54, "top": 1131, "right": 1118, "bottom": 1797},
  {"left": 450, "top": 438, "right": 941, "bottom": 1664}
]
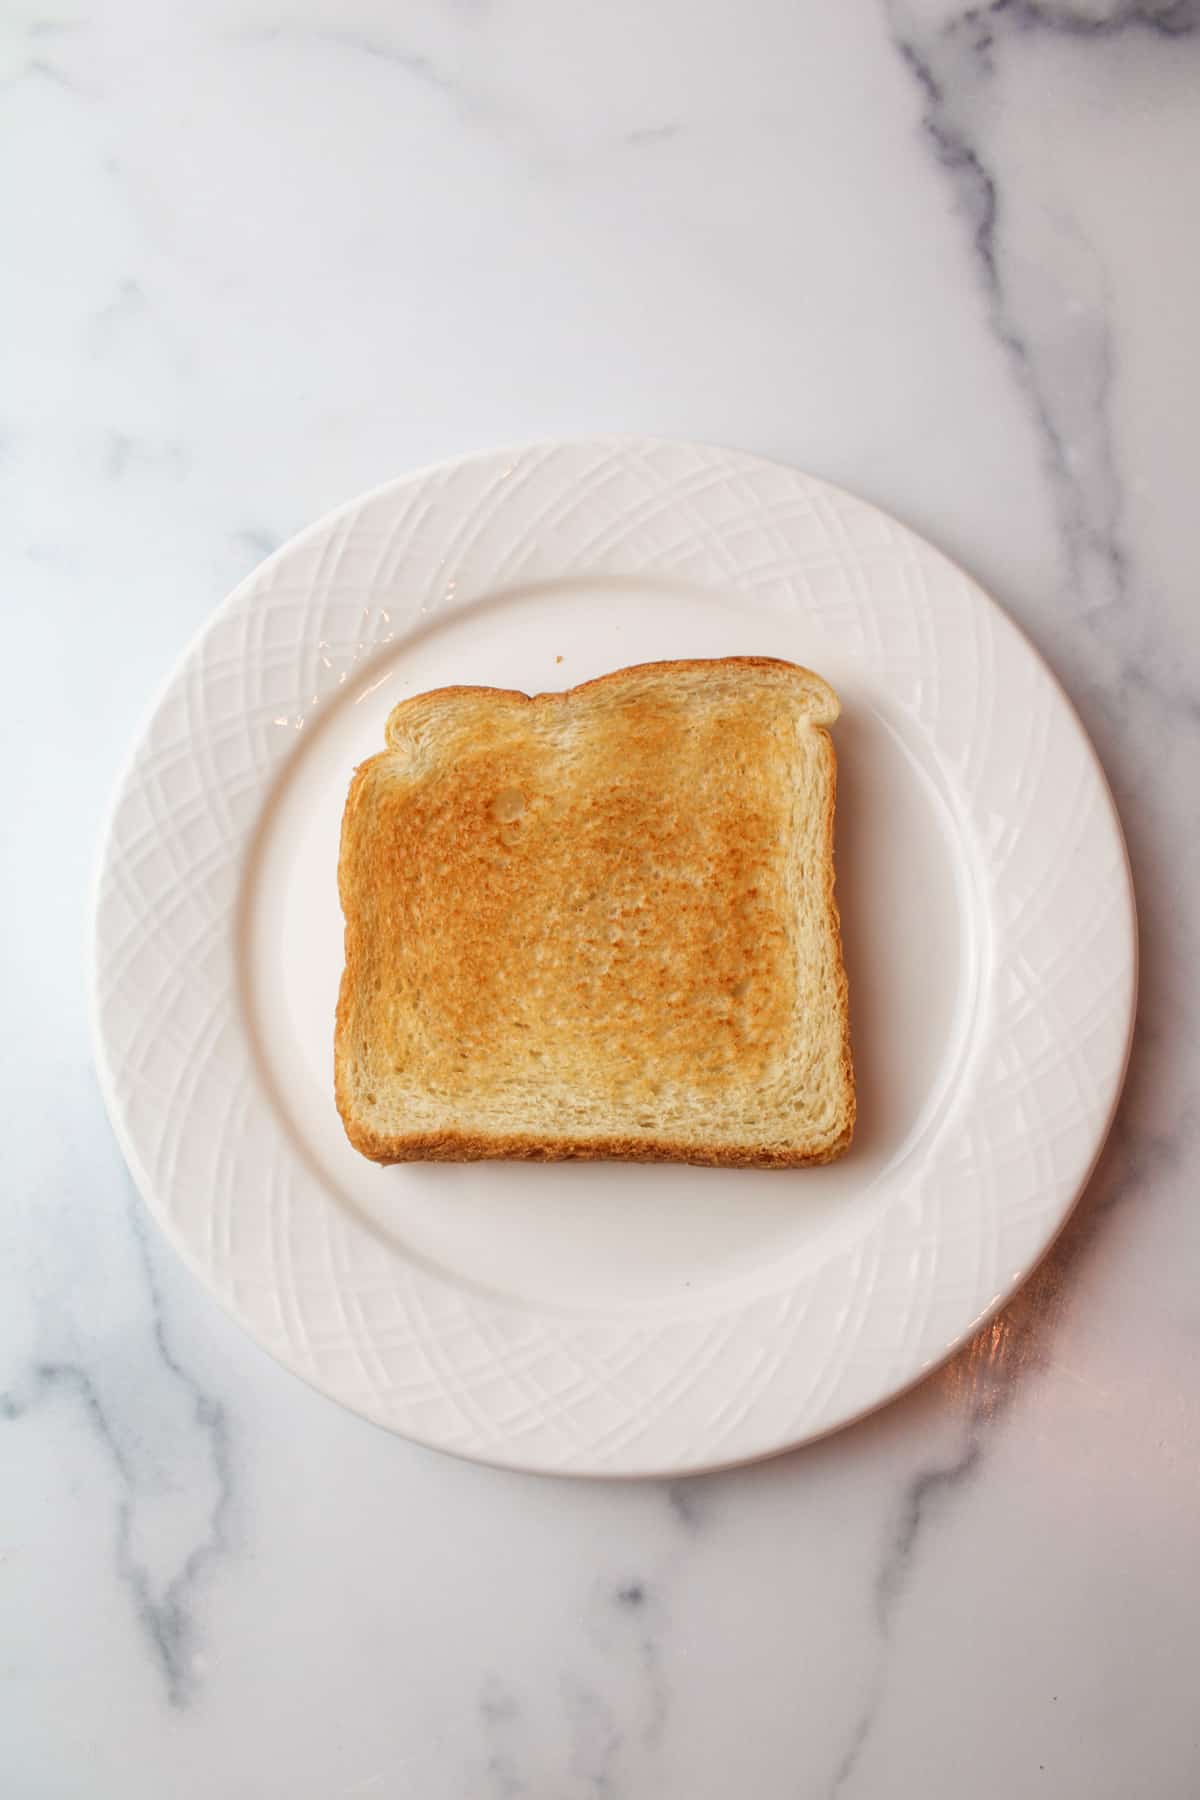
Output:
[{"left": 91, "top": 439, "right": 1135, "bottom": 1476}]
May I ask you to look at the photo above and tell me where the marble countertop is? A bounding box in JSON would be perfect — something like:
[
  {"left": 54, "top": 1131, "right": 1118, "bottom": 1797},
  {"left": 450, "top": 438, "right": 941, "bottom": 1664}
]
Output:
[{"left": 5, "top": 2, "right": 1199, "bottom": 1794}]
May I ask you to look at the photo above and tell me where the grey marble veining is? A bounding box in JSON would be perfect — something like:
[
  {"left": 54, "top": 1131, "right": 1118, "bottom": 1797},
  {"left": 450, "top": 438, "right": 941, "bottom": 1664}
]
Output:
[
  {"left": 887, "top": 1, "right": 1132, "bottom": 609},
  {"left": 1, "top": 1095, "right": 233, "bottom": 1710},
  {"left": 4, "top": 2, "right": 1200, "bottom": 1795}
]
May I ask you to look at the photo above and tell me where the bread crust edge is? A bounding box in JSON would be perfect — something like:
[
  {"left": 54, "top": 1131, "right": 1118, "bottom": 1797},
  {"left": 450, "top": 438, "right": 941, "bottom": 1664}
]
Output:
[{"left": 337, "top": 1119, "right": 855, "bottom": 1169}]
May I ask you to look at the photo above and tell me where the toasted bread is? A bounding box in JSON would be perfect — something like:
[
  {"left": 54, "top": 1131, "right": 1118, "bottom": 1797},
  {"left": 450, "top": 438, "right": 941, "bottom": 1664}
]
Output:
[{"left": 335, "top": 657, "right": 854, "bottom": 1167}]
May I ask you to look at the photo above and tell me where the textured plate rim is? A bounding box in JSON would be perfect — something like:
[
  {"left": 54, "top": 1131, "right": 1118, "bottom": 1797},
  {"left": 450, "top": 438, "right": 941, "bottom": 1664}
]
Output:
[{"left": 89, "top": 436, "right": 1137, "bottom": 1477}]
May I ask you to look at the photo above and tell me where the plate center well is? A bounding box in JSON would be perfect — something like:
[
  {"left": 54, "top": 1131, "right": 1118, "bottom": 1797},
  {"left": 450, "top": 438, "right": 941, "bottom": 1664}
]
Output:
[{"left": 241, "top": 576, "right": 979, "bottom": 1312}]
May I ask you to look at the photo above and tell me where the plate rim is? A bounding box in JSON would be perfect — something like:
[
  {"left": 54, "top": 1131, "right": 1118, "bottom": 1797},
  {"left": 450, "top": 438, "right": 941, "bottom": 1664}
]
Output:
[{"left": 89, "top": 435, "right": 1138, "bottom": 1477}]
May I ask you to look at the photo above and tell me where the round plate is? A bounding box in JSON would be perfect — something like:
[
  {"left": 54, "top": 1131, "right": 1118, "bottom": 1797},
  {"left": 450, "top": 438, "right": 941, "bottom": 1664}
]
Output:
[{"left": 91, "top": 439, "right": 1136, "bottom": 1476}]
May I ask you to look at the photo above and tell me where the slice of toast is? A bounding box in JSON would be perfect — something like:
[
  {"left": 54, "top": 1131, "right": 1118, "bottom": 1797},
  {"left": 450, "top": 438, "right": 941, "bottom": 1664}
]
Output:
[{"left": 335, "top": 657, "right": 854, "bottom": 1168}]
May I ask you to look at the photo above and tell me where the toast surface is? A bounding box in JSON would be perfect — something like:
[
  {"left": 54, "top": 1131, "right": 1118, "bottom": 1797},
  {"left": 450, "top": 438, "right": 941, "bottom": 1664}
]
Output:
[{"left": 335, "top": 657, "right": 854, "bottom": 1167}]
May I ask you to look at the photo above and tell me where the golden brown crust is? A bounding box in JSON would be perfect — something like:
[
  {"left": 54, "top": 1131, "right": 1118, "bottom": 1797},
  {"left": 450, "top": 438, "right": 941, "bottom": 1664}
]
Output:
[
  {"left": 817, "top": 724, "right": 857, "bottom": 1156},
  {"left": 335, "top": 656, "right": 854, "bottom": 1167},
  {"left": 380, "top": 655, "right": 839, "bottom": 744},
  {"left": 338, "top": 1120, "right": 854, "bottom": 1169}
]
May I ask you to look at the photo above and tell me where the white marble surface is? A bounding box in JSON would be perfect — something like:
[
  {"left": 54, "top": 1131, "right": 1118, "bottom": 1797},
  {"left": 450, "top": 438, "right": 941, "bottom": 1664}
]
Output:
[{"left": 3, "top": 1, "right": 1199, "bottom": 1793}]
